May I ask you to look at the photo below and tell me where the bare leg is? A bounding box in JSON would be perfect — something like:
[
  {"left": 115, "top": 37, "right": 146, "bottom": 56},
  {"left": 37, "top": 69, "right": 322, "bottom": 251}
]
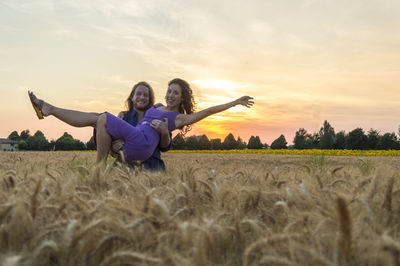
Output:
[
  {"left": 31, "top": 92, "right": 99, "bottom": 127},
  {"left": 49, "top": 106, "right": 99, "bottom": 127},
  {"left": 96, "top": 113, "right": 112, "bottom": 162}
]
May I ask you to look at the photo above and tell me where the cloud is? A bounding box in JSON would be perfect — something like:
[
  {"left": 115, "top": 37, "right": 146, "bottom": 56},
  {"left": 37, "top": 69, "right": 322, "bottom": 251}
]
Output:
[
  {"left": 104, "top": 75, "right": 135, "bottom": 86},
  {"left": 0, "top": 66, "right": 14, "bottom": 72},
  {"left": 0, "top": 24, "right": 19, "bottom": 32},
  {"left": 63, "top": 0, "right": 162, "bottom": 19},
  {"left": 0, "top": 0, "right": 55, "bottom": 13}
]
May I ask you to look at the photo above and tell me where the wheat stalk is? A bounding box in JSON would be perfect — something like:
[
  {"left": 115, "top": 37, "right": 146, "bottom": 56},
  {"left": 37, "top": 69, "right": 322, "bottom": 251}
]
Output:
[
  {"left": 100, "top": 251, "right": 161, "bottom": 266},
  {"left": 382, "top": 176, "right": 395, "bottom": 212},
  {"left": 30, "top": 176, "right": 42, "bottom": 220},
  {"left": 336, "top": 195, "right": 353, "bottom": 265}
]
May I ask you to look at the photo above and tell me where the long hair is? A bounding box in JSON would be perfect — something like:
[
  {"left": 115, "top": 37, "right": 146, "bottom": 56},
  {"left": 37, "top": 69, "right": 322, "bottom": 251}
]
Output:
[
  {"left": 168, "top": 78, "right": 196, "bottom": 135},
  {"left": 125, "top": 81, "right": 155, "bottom": 112}
]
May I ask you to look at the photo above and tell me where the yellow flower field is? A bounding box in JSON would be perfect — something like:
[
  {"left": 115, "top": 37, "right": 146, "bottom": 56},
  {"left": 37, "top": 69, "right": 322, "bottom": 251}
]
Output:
[{"left": 168, "top": 149, "right": 400, "bottom": 156}]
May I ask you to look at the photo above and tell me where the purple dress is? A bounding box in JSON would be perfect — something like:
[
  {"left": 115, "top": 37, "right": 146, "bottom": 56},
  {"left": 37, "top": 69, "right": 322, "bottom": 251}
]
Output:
[{"left": 105, "top": 104, "right": 180, "bottom": 162}]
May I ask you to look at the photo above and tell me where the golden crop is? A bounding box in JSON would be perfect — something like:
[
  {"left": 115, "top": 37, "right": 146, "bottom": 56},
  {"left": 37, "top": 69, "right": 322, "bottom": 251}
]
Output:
[{"left": 0, "top": 151, "right": 399, "bottom": 265}]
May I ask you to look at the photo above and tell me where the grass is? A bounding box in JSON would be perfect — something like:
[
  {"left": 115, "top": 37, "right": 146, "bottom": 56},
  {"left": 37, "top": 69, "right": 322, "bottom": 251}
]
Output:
[{"left": 0, "top": 151, "right": 399, "bottom": 265}]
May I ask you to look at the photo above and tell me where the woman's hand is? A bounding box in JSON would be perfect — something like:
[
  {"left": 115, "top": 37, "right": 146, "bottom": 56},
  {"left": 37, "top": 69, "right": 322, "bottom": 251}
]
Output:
[
  {"left": 151, "top": 118, "right": 171, "bottom": 149},
  {"left": 111, "top": 139, "right": 125, "bottom": 154},
  {"left": 150, "top": 118, "right": 169, "bottom": 134},
  {"left": 234, "top": 96, "right": 254, "bottom": 108}
]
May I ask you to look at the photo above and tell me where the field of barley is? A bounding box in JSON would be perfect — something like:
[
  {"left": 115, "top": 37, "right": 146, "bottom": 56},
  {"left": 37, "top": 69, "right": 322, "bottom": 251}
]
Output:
[{"left": 0, "top": 151, "right": 399, "bottom": 266}]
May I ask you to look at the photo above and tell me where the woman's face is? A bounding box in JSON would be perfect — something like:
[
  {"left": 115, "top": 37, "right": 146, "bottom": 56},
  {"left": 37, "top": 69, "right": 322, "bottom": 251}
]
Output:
[
  {"left": 165, "top": 83, "right": 183, "bottom": 109},
  {"left": 132, "top": 85, "right": 150, "bottom": 111}
]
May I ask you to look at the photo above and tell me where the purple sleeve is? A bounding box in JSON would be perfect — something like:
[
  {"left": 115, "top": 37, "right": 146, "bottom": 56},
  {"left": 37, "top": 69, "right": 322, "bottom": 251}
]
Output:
[{"left": 167, "top": 112, "right": 180, "bottom": 132}]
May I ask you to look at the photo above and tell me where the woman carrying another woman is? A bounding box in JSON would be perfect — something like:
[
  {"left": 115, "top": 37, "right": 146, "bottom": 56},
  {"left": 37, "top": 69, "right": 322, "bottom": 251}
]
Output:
[
  {"left": 28, "top": 78, "right": 254, "bottom": 163},
  {"left": 105, "top": 81, "right": 171, "bottom": 171}
]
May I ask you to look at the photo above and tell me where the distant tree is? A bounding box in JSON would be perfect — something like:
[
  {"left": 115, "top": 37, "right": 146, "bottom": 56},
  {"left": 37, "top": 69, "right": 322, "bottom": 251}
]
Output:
[
  {"left": 346, "top": 128, "right": 368, "bottom": 150},
  {"left": 26, "top": 130, "right": 51, "bottom": 150},
  {"left": 25, "top": 136, "right": 37, "bottom": 150},
  {"left": 20, "top": 130, "right": 30, "bottom": 141},
  {"left": 8, "top": 131, "right": 19, "bottom": 141},
  {"left": 377, "top": 132, "right": 400, "bottom": 150},
  {"left": 248, "top": 136, "right": 263, "bottom": 149},
  {"left": 18, "top": 140, "right": 28, "bottom": 150},
  {"left": 41, "top": 137, "right": 52, "bottom": 150},
  {"left": 247, "top": 136, "right": 255, "bottom": 149},
  {"left": 367, "top": 129, "right": 380, "bottom": 150},
  {"left": 319, "top": 120, "right": 335, "bottom": 149},
  {"left": 311, "top": 133, "right": 320, "bottom": 148},
  {"left": 293, "top": 128, "right": 313, "bottom": 149},
  {"left": 334, "top": 131, "right": 346, "bottom": 149},
  {"left": 237, "top": 136, "right": 247, "bottom": 149},
  {"left": 210, "top": 138, "right": 222, "bottom": 150},
  {"left": 86, "top": 136, "right": 96, "bottom": 150},
  {"left": 270, "top": 135, "right": 287, "bottom": 149},
  {"left": 172, "top": 134, "right": 186, "bottom": 150},
  {"left": 253, "top": 136, "right": 262, "bottom": 148},
  {"left": 34, "top": 130, "right": 45, "bottom": 138},
  {"left": 73, "top": 139, "right": 86, "bottom": 150},
  {"left": 222, "top": 133, "right": 238, "bottom": 150},
  {"left": 198, "top": 135, "right": 211, "bottom": 150},
  {"left": 55, "top": 132, "right": 75, "bottom": 150},
  {"left": 185, "top": 136, "right": 200, "bottom": 150}
]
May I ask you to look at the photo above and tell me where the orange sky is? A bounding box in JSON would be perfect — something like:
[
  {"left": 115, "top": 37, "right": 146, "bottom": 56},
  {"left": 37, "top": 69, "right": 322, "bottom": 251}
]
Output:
[{"left": 1, "top": 0, "right": 400, "bottom": 145}]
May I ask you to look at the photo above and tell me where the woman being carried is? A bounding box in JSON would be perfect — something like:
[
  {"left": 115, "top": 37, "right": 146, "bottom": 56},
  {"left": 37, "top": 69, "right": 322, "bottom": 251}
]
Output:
[{"left": 28, "top": 78, "right": 254, "bottom": 163}]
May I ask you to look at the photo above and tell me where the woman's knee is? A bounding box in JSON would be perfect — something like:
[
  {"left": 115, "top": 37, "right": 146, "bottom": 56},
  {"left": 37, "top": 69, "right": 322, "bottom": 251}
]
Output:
[{"left": 96, "top": 113, "right": 107, "bottom": 128}]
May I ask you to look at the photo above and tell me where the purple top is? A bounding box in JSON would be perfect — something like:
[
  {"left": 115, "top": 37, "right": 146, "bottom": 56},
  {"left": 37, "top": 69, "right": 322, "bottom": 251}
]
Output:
[
  {"left": 105, "top": 103, "right": 180, "bottom": 162},
  {"left": 137, "top": 103, "right": 180, "bottom": 132}
]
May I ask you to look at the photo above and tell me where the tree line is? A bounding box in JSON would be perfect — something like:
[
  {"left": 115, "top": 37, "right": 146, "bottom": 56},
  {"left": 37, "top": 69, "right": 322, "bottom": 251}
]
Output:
[
  {"left": 6, "top": 120, "right": 400, "bottom": 151},
  {"left": 7, "top": 130, "right": 96, "bottom": 151},
  {"left": 171, "top": 120, "right": 400, "bottom": 150},
  {"left": 292, "top": 120, "right": 400, "bottom": 150},
  {"left": 171, "top": 133, "right": 267, "bottom": 150},
  {"left": 6, "top": 130, "right": 266, "bottom": 151}
]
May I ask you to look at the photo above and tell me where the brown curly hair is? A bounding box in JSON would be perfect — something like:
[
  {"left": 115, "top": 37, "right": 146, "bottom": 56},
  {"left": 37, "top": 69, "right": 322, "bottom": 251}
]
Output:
[
  {"left": 168, "top": 78, "right": 196, "bottom": 135},
  {"left": 125, "top": 81, "right": 155, "bottom": 112}
]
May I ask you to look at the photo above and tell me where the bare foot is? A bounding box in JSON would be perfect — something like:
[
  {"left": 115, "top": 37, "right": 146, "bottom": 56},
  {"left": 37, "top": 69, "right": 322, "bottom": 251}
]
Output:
[
  {"left": 29, "top": 91, "right": 52, "bottom": 117},
  {"left": 40, "top": 101, "right": 52, "bottom": 117}
]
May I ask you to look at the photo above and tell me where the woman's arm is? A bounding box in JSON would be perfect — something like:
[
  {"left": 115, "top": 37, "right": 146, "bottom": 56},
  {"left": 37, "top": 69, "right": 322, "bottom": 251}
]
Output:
[
  {"left": 117, "top": 111, "right": 126, "bottom": 119},
  {"left": 151, "top": 118, "right": 171, "bottom": 149},
  {"left": 159, "top": 131, "right": 171, "bottom": 150},
  {"left": 175, "top": 96, "right": 254, "bottom": 129}
]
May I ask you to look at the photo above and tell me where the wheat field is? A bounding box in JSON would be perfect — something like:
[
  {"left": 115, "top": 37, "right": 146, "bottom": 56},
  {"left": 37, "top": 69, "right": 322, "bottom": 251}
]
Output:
[{"left": 0, "top": 151, "right": 399, "bottom": 266}]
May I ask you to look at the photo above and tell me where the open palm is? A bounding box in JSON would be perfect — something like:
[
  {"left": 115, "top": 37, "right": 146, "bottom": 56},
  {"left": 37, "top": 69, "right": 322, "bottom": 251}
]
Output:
[{"left": 236, "top": 96, "right": 254, "bottom": 108}]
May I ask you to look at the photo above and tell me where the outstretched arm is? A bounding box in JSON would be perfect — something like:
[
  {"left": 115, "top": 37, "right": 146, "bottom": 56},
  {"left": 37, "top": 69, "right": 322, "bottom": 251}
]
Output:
[{"left": 175, "top": 96, "right": 254, "bottom": 129}]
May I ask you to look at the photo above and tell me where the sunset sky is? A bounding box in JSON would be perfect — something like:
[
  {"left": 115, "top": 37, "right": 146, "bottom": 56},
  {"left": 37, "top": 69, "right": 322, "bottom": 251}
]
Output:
[{"left": 1, "top": 0, "right": 400, "bottom": 145}]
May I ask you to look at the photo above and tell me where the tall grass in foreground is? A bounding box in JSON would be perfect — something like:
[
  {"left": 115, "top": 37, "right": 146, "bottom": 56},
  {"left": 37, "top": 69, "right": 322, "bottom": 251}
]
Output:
[{"left": 0, "top": 151, "right": 399, "bottom": 265}]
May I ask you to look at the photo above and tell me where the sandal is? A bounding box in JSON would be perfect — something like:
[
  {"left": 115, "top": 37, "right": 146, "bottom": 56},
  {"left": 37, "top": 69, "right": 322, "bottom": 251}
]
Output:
[{"left": 28, "top": 91, "right": 44, "bottom": 119}]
